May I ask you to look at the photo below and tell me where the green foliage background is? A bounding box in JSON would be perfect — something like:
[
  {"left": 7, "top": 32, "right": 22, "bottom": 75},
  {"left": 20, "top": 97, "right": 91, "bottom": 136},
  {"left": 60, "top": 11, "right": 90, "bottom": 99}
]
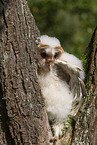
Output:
[{"left": 28, "top": 0, "right": 97, "bottom": 59}]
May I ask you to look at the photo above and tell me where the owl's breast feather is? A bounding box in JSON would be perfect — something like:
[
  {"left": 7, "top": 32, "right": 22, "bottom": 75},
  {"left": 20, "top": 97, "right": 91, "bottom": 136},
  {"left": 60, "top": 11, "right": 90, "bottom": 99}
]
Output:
[{"left": 38, "top": 70, "right": 73, "bottom": 123}]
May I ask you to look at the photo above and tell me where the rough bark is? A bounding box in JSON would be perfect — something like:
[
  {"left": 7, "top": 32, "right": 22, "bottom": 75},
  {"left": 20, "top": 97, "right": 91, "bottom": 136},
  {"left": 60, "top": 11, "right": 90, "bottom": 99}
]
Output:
[
  {"left": 58, "top": 28, "right": 97, "bottom": 145},
  {"left": 0, "top": 0, "right": 52, "bottom": 144}
]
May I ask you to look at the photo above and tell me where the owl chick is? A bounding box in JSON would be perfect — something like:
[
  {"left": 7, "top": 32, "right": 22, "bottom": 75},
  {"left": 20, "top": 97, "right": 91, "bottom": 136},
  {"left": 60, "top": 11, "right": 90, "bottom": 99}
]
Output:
[{"left": 37, "top": 35, "right": 85, "bottom": 140}]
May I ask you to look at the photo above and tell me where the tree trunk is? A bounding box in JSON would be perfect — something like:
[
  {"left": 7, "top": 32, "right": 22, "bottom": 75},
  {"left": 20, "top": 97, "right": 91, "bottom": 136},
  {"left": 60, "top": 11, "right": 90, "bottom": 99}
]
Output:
[{"left": 0, "top": 0, "right": 52, "bottom": 144}]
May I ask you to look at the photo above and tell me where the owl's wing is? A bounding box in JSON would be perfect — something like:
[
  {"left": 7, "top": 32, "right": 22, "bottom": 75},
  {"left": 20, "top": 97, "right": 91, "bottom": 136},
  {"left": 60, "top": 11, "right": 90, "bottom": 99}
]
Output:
[{"left": 54, "top": 59, "right": 85, "bottom": 116}]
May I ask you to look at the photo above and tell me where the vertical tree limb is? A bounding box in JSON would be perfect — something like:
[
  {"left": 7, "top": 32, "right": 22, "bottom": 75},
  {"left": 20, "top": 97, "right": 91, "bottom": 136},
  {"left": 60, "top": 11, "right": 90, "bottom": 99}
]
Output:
[{"left": 72, "top": 27, "right": 97, "bottom": 145}]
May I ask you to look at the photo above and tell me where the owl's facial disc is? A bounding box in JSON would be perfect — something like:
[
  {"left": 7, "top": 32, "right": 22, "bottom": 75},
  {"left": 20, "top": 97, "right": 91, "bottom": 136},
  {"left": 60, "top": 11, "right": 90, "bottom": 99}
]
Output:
[
  {"left": 39, "top": 45, "right": 63, "bottom": 71},
  {"left": 39, "top": 50, "right": 54, "bottom": 71}
]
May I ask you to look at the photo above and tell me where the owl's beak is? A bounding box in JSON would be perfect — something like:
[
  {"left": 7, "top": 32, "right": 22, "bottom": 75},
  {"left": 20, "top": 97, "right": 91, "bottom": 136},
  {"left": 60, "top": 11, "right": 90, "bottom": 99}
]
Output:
[
  {"left": 46, "top": 60, "right": 54, "bottom": 71},
  {"left": 49, "top": 61, "right": 53, "bottom": 71}
]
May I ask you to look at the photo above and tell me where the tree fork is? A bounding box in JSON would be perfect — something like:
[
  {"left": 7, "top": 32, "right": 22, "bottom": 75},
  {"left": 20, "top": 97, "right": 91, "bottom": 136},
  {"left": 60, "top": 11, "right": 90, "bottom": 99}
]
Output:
[{"left": 0, "top": 0, "right": 97, "bottom": 144}]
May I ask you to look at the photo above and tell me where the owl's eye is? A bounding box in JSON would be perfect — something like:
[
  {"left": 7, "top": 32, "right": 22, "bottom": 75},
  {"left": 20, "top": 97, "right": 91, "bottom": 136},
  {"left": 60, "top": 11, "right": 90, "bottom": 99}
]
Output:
[
  {"left": 54, "top": 53, "right": 59, "bottom": 59},
  {"left": 40, "top": 52, "right": 47, "bottom": 58}
]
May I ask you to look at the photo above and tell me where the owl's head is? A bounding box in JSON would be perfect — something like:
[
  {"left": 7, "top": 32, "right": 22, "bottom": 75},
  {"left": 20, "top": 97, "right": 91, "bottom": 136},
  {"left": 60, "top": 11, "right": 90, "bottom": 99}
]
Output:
[{"left": 38, "top": 35, "right": 64, "bottom": 72}]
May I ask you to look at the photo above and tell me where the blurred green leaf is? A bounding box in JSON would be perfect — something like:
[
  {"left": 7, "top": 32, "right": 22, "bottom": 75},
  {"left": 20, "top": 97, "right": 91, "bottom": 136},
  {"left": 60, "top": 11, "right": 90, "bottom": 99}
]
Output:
[{"left": 28, "top": 0, "right": 97, "bottom": 58}]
